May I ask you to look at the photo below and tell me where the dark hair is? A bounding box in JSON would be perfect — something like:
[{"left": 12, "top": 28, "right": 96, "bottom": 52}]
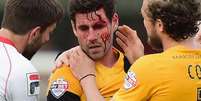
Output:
[
  {"left": 1, "top": 0, "right": 64, "bottom": 35},
  {"left": 68, "top": 0, "right": 116, "bottom": 23},
  {"left": 146, "top": 0, "right": 201, "bottom": 41}
]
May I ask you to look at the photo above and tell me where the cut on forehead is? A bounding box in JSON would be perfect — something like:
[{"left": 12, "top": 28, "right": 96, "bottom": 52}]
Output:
[{"left": 74, "top": 8, "right": 109, "bottom": 24}]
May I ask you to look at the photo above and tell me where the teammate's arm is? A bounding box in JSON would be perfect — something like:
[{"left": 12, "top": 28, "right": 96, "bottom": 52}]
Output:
[
  {"left": 116, "top": 25, "right": 144, "bottom": 64},
  {"left": 67, "top": 47, "right": 105, "bottom": 101},
  {"left": 79, "top": 75, "right": 105, "bottom": 101}
]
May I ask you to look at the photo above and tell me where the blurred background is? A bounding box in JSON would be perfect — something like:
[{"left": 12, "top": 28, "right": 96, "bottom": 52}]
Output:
[{"left": 0, "top": 0, "right": 157, "bottom": 100}]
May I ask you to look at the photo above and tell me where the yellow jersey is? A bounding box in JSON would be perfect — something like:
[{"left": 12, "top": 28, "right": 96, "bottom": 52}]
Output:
[
  {"left": 47, "top": 49, "right": 130, "bottom": 101},
  {"left": 113, "top": 45, "right": 201, "bottom": 101}
]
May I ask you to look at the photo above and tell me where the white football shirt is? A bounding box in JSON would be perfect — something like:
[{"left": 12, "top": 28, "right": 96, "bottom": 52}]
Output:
[{"left": 0, "top": 37, "right": 40, "bottom": 101}]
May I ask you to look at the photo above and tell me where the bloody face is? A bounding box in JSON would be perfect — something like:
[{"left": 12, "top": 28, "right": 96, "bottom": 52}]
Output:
[{"left": 73, "top": 8, "right": 116, "bottom": 60}]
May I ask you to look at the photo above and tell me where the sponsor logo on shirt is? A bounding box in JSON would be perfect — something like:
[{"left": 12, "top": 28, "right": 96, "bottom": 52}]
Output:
[
  {"left": 124, "top": 71, "right": 137, "bottom": 90},
  {"left": 50, "top": 78, "right": 68, "bottom": 99},
  {"left": 26, "top": 73, "right": 40, "bottom": 96}
]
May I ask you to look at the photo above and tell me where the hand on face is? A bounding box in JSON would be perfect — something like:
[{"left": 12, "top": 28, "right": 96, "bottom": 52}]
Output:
[{"left": 116, "top": 25, "right": 144, "bottom": 64}]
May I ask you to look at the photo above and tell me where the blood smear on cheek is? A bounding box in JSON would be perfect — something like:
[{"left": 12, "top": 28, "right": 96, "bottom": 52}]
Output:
[{"left": 100, "top": 32, "right": 111, "bottom": 52}]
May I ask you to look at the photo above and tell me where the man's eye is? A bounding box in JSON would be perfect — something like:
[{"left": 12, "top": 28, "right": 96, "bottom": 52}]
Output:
[
  {"left": 79, "top": 26, "right": 89, "bottom": 31},
  {"left": 93, "top": 24, "right": 105, "bottom": 30}
]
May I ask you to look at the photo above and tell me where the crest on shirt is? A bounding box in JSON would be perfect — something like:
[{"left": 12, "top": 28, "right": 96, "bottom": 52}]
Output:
[
  {"left": 26, "top": 73, "right": 40, "bottom": 96},
  {"left": 50, "top": 78, "right": 68, "bottom": 99},
  {"left": 124, "top": 71, "right": 137, "bottom": 90}
]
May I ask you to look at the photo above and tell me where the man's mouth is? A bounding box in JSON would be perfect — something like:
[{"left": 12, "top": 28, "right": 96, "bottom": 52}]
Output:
[{"left": 89, "top": 45, "right": 101, "bottom": 49}]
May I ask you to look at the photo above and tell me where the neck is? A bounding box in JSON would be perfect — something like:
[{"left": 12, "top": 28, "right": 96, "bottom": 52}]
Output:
[
  {"left": 98, "top": 47, "right": 118, "bottom": 68},
  {"left": 162, "top": 33, "right": 195, "bottom": 50},
  {"left": 0, "top": 28, "right": 28, "bottom": 53}
]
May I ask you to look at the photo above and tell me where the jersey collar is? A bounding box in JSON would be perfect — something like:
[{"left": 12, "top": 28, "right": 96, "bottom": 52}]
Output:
[{"left": 0, "top": 36, "right": 16, "bottom": 48}]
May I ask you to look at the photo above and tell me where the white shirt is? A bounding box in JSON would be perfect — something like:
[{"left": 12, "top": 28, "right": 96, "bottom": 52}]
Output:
[{"left": 0, "top": 39, "right": 40, "bottom": 101}]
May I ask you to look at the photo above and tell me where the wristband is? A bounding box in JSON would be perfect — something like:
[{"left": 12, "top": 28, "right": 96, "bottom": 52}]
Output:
[{"left": 79, "top": 74, "right": 96, "bottom": 82}]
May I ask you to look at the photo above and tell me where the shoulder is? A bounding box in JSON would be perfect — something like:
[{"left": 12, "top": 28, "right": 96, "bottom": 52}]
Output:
[
  {"left": 128, "top": 53, "right": 164, "bottom": 82},
  {"left": 4, "top": 45, "right": 38, "bottom": 80},
  {"left": 132, "top": 53, "right": 162, "bottom": 68},
  {"left": 47, "top": 65, "right": 82, "bottom": 98},
  {"left": 0, "top": 43, "right": 35, "bottom": 70},
  {"left": 49, "top": 65, "right": 75, "bottom": 80},
  {"left": 14, "top": 53, "right": 37, "bottom": 73},
  {"left": 3, "top": 44, "right": 37, "bottom": 72}
]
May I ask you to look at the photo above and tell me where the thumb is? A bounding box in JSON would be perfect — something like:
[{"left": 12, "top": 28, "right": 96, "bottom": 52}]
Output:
[{"left": 55, "top": 60, "right": 63, "bottom": 68}]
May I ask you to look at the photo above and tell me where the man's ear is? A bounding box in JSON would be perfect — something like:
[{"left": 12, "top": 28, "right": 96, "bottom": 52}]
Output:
[
  {"left": 27, "top": 26, "right": 41, "bottom": 44},
  {"left": 71, "top": 20, "right": 78, "bottom": 37},
  {"left": 156, "top": 19, "right": 164, "bottom": 33},
  {"left": 112, "top": 13, "right": 119, "bottom": 30}
]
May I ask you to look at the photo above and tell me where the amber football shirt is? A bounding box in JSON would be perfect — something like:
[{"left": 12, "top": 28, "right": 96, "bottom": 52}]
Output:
[
  {"left": 47, "top": 48, "right": 130, "bottom": 101},
  {"left": 113, "top": 45, "right": 201, "bottom": 101}
]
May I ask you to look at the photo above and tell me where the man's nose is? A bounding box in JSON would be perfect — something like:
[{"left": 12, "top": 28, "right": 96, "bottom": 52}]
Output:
[{"left": 87, "top": 28, "right": 98, "bottom": 41}]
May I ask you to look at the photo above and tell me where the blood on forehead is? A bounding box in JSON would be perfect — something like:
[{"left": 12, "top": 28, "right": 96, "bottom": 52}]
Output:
[{"left": 85, "top": 10, "right": 108, "bottom": 24}]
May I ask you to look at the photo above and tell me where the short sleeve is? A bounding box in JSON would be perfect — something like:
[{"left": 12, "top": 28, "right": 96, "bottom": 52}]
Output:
[
  {"left": 113, "top": 56, "right": 159, "bottom": 101},
  {"left": 47, "top": 65, "right": 82, "bottom": 101}
]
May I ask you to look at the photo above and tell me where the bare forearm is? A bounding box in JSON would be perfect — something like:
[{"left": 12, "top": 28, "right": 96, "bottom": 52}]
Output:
[{"left": 80, "top": 76, "right": 105, "bottom": 101}]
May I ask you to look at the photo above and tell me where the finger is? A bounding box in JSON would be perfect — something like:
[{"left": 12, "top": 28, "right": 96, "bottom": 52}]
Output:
[
  {"left": 118, "top": 25, "right": 133, "bottom": 37},
  {"left": 116, "top": 31, "right": 128, "bottom": 45},
  {"left": 123, "top": 25, "right": 139, "bottom": 40},
  {"left": 116, "top": 37, "right": 127, "bottom": 52},
  {"left": 68, "top": 54, "right": 75, "bottom": 68},
  {"left": 55, "top": 60, "right": 63, "bottom": 68},
  {"left": 59, "top": 55, "right": 70, "bottom": 66},
  {"left": 76, "top": 47, "right": 83, "bottom": 56},
  {"left": 55, "top": 50, "right": 70, "bottom": 67},
  {"left": 69, "top": 45, "right": 79, "bottom": 51},
  {"left": 62, "top": 55, "right": 70, "bottom": 66},
  {"left": 118, "top": 25, "right": 138, "bottom": 40},
  {"left": 69, "top": 51, "right": 78, "bottom": 68},
  {"left": 78, "top": 47, "right": 88, "bottom": 57},
  {"left": 70, "top": 45, "right": 80, "bottom": 54},
  {"left": 117, "top": 26, "right": 129, "bottom": 37},
  {"left": 75, "top": 45, "right": 80, "bottom": 49},
  {"left": 51, "top": 67, "right": 57, "bottom": 73}
]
